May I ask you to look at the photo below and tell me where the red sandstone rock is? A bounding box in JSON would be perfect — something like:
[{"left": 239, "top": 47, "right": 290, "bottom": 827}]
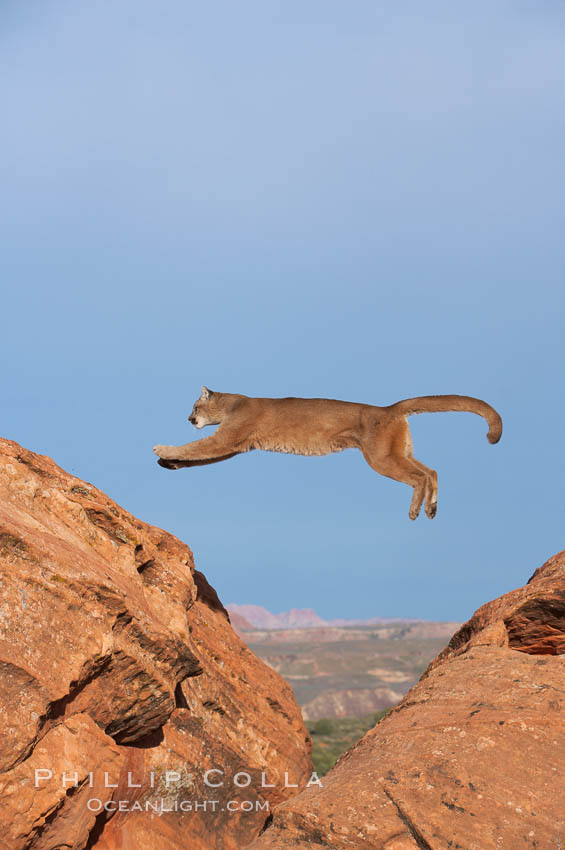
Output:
[
  {"left": 250, "top": 551, "right": 565, "bottom": 849},
  {"left": 0, "top": 438, "right": 312, "bottom": 849}
]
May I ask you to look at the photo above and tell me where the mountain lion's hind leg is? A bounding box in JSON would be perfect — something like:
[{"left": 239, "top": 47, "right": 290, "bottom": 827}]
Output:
[
  {"left": 411, "top": 458, "right": 438, "bottom": 518},
  {"left": 396, "top": 419, "right": 438, "bottom": 519},
  {"left": 371, "top": 456, "right": 428, "bottom": 520},
  {"left": 361, "top": 420, "right": 428, "bottom": 520}
]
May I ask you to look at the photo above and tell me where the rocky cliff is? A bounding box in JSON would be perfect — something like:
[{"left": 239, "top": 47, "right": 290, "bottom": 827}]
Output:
[
  {"left": 0, "top": 439, "right": 312, "bottom": 850},
  {"left": 250, "top": 551, "right": 565, "bottom": 849}
]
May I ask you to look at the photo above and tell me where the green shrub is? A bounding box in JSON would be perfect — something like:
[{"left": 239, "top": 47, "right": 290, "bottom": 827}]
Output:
[
  {"left": 307, "top": 709, "right": 391, "bottom": 776},
  {"left": 311, "top": 717, "right": 335, "bottom": 736}
]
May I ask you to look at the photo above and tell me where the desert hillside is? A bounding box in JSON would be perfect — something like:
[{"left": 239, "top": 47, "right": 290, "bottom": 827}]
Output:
[
  {"left": 0, "top": 439, "right": 312, "bottom": 850},
  {"left": 229, "top": 605, "right": 461, "bottom": 723},
  {"left": 245, "top": 627, "right": 453, "bottom": 722}
]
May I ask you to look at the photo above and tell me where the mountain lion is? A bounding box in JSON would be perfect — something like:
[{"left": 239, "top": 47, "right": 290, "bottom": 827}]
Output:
[{"left": 154, "top": 387, "right": 502, "bottom": 520}]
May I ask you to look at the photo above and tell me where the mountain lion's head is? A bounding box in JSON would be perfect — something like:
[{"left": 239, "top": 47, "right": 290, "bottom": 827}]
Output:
[{"left": 188, "top": 386, "right": 224, "bottom": 429}]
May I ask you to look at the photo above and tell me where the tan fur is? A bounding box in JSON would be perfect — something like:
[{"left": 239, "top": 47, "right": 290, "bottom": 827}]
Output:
[{"left": 154, "top": 387, "right": 502, "bottom": 520}]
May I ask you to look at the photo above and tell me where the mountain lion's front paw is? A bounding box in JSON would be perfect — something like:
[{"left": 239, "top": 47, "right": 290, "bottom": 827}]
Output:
[{"left": 153, "top": 445, "right": 176, "bottom": 459}]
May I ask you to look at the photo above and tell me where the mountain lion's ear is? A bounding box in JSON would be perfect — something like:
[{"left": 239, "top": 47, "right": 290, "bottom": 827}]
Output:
[{"left": 201, "top": 386, "right": 212, "bottom": 400}]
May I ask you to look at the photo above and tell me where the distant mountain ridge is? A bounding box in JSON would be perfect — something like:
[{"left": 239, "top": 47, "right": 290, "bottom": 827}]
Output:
[
  {"left": 227, "top": 603, "right": 429, "bottom": 631},
  {"left": 227, "top": 604, "right": 327, "bottom": 630}
]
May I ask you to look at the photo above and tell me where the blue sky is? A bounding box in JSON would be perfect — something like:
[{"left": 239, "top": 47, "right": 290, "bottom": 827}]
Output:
[{"left": 1, "top": 1, "right": 564, "bottom": 621}]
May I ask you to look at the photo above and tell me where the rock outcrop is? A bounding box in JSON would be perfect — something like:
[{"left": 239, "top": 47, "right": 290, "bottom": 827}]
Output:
[
  {"left": 250, "top": 551, "right": 565, "bottom": 849},
  {"left": 0, "top": 439, "right": 312, "bottom": 850}
]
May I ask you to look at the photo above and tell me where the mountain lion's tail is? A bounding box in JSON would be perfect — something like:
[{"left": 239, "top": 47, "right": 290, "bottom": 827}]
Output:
[{"left": 391, "top": 395, "right": 502, "bottom": 444}]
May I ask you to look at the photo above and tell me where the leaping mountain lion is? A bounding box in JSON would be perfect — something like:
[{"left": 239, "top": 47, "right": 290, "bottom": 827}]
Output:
[{"left": 153, "top": 387, "right": 502, "bottom": 520}]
